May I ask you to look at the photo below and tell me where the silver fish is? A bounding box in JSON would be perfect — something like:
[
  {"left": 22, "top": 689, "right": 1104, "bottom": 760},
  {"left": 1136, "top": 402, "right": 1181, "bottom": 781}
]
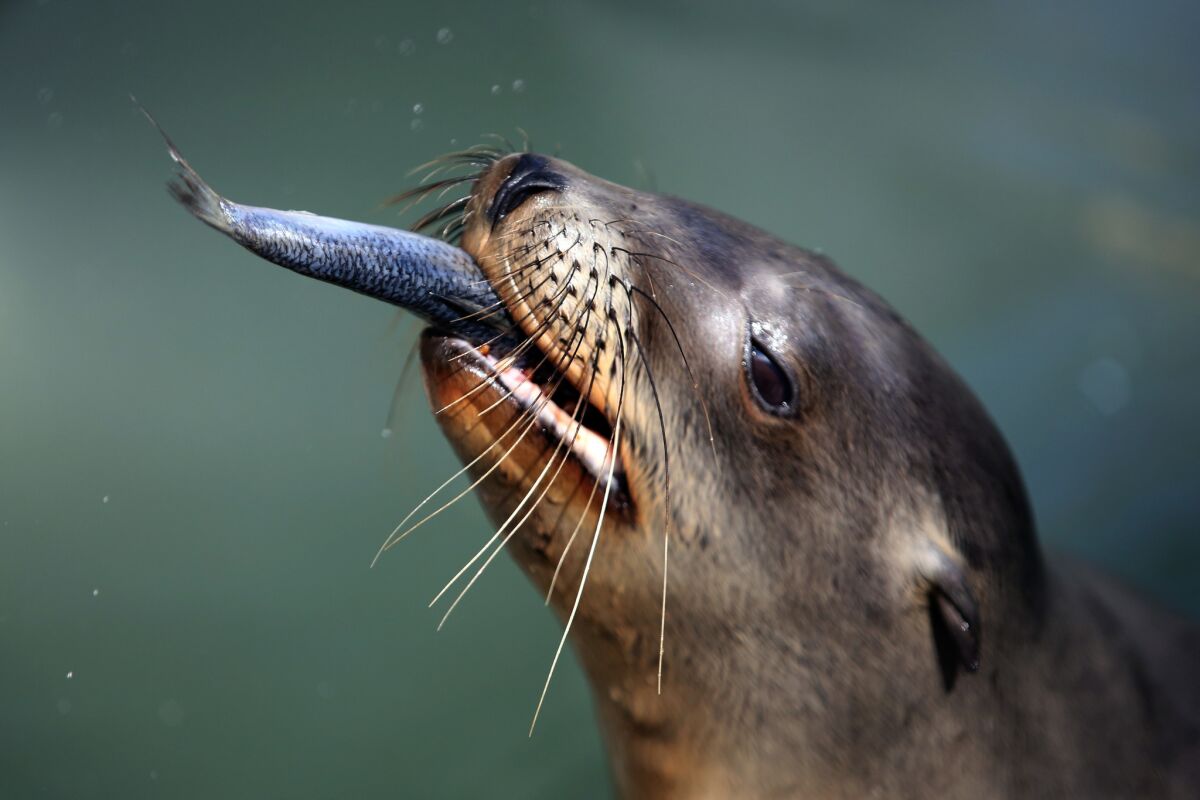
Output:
[{"left": 145, "top": 109, "right": 516, "bottom": 347}]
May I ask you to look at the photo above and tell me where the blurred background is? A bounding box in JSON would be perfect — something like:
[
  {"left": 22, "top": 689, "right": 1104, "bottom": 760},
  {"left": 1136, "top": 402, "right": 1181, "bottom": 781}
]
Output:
[{"left": 1, "top": 0, "right": 1197, "bottom": 796}]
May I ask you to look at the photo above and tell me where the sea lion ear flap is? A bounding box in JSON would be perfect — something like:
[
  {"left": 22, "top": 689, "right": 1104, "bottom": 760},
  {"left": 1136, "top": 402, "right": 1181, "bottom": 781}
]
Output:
[{"left": 917, "top": 541, "right": 981, "bottom": 691}]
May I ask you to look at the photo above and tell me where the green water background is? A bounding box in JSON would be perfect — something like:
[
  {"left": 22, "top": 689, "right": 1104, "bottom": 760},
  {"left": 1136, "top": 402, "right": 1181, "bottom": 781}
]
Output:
[{"left": 1, "top": 1, "right": 1198, "bottom": 796}]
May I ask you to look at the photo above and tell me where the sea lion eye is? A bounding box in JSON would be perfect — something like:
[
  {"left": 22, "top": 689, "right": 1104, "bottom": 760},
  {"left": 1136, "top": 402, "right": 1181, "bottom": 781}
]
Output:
[
  {"left": 747, "top": 338, "right": 794, "bottom": 412},
  {"left": 489, "top": 154, "right": 564, "bottom": 225}
]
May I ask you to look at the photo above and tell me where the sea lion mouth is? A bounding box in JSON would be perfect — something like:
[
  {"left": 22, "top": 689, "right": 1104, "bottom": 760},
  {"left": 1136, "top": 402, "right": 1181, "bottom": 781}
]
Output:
[
  {"left": 410, "top": 150, "right": 648, "bottom": 531},
  {"left": 419, "top": 328, "right": 631, "bottom": 513}
]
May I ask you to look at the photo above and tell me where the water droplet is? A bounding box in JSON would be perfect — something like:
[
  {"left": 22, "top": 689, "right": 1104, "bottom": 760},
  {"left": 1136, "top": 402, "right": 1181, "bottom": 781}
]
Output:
[
  {"left": 57, "top": 698, "right": 72, "bottom": 715},
  {"left": 1079, "top": 357, "right": 1130, "bottom": 416},
  {"left": 37, "top": 87, "right": 53, "bottom": 105},
  {"left": 373, "top": 35, "right": 389, "bottom": 52},
  {"left": 412, "top": 103, "right": 424, "bottom": 115},
  {"left": 66, "top": 671, "right": 74, "bottom": 679},
  {"left": 102, "top": 495, "right": 109, "bottom": 504},
  {"left": 92, "top": 588, "right": 100, "bottom": 597},
  {"left": 511, "top": 79, "right": 526, "bottom": 93},
  {"left": 150, "top": 770, "right": 158, "bottom": 781},
  {"left": 47, "top": 112, "right": 63, "bottom": 129},
  {"left": 410, "top": 118, "right": 424, "bottom": 132},
  {"left": 380, "top": 428, "right": 393, "bottom": 439},
  {"left": 316, "top": 681, "right": 335, "bottom": 699},
  {"left": 120, "top": 40, "right": 138, "bottom": 58},
  {"left": 490, "top": 84, "right": 502, "bottom": 96},
  {"left": 436, "top": 27, "right": 453, "bottom": 45},
  {"left": 397, "top": 38, "right": 415, "bottom": 56}
]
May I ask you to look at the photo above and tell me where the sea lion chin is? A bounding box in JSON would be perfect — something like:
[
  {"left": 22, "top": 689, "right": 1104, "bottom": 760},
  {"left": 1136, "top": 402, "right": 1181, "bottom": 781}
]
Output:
[{"left": 417, "top": 152, "right": 1200, "bottom": 798}]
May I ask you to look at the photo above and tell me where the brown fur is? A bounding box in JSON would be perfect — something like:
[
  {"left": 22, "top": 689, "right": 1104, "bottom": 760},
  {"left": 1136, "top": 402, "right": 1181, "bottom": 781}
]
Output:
[{"left": 421, "top": 154, "right": 1200, "bottom": 798}]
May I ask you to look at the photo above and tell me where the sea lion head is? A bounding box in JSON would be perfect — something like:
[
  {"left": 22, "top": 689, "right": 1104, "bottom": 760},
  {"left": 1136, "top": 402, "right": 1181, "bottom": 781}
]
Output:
[{"left": 418, "top": 151, "right": 1046, "bottom": 789}]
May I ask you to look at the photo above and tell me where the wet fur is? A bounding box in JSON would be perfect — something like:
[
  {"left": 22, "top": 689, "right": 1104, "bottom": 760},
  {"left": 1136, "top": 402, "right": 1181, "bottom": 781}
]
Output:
[{"left": 412, "top": 153, "right": 1200, "bottom": 798}]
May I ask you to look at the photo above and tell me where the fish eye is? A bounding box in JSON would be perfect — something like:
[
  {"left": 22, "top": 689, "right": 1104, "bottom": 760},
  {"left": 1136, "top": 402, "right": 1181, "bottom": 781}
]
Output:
[
  {"left": 489, "top": 155, "right": 564, "bottom": 225},
  {"left": 747, "top": 336, "right": 795, "bottom": 413}
]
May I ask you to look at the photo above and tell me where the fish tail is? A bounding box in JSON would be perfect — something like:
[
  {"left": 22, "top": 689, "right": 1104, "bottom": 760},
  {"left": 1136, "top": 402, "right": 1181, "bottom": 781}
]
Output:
[{"left": 134, "top": 95, "right": 232, "bottom": 234}]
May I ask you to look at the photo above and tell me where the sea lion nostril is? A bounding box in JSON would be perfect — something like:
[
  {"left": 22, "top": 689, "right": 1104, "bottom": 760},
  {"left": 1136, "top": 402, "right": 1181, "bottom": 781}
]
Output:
[{"left": 488, "top": 154, "right": 564, "bottom": 226}]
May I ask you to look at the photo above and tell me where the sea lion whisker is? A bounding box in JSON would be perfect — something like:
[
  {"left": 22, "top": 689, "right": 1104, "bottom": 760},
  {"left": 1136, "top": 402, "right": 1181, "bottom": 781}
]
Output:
[
  {"left": 467, "top": 282, "right": 593, "bottom": 419},
  {"left": 628, "top": 328, "right": 673, "bottom": 694},
  {"left": 530, "top": 334, "right": 628, "bottom": 736},
  {"left": 413, "top": 196, "right": 471, "bottom": 234},
  {"left": 497, "top": 235, "right": 584, "bottom": 321},
  {"left": 443, "top": 245, "right": 593, "bottom": 421},
  {"left": 434, "top": 445, "right": 577, "bottom": 624},
  {"left": 436, "top": 251, "right": 559, "bottom": 331},
  {"left": 437, "top": 267, "right": 564, "bottom": 372},
  {"left": 380, "top": 269, "right": 589, "bottom": 553},
  {"left": 434, "top": 261, "right": 582, "bottom": 415},
  {"left": 436, "top": 406, "right": 592, "bottom": 628},
  {"left": 377, "top": 340, "right": 596, "bottom": 558},
  {"left": 479, "top": 132, "right": 518, "bottom": 155},
  {"left": 611, "top": 246, "right": 728, "bottom": 299},
  {"left": 381, "top": 325, "right": 424, "bottom": 441},
  {"left": 385, "top": 174, "right": 476, "bottom": 210},
  {"left": 433, "top": 353, "right": 601, "bottom": 628},
  {"left": 625, "top": 283, "right": 717, "bottom": 457},
  {"left": 405, "top": 146, "right": 503, "bottom": 178},
  {"left": 412, "top": 161, "right": 462, "bottom": 187},
  {"left": 611, "top": 225, "right": 687, "bottom": 251},
  {"left": 428, "top": 301, "right": 600, "bottom": 611},
  {"left": 498, "top": 217, "right": 566, "bottom": 242},
  {"left": 372, "top": 404, "right": 548, "bottom": 565},
  {"left": 545, "top": 459, "right": 604, "bottom": 603},
  {"left": 456, "top": 232, "right": 560, "bottom": 292},
  {"left": 470, "top": 293, "right": 591, "bottom": 420}
]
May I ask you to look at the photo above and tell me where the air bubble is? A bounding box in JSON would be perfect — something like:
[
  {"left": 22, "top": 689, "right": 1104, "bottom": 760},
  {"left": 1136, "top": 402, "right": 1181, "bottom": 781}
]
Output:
[
  {"left": 436, "top": 27, "right": 453, "bottom": 45},
  {"left": 412, "top": 103, "right": 424, "bottom": 115},
  {"left": 512, "top": 79, "right": 526, "bottom": 93}
]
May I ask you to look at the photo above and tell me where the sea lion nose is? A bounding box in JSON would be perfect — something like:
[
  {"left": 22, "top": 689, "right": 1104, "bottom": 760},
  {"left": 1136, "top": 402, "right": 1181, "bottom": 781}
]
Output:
[{"left": 487, "top": 153, "right": 565, "bottom": 226}]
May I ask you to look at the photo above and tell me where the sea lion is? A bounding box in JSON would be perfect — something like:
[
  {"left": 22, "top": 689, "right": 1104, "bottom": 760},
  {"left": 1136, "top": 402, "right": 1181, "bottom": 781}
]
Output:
[{"left": 164, "top": 136, "right": 1200, "bottom": 798}]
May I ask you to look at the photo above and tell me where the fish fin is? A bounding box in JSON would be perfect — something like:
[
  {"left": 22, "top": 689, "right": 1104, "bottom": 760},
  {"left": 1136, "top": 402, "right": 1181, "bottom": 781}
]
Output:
[{"left": 133, "top": 95, "right": 233, "bottom": 234}]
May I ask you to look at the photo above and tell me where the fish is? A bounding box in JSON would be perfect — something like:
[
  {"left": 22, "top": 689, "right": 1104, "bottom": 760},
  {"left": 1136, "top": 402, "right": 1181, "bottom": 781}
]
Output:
[{"left": 142, "top": 106, "right": 518, "bottom": 348}]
